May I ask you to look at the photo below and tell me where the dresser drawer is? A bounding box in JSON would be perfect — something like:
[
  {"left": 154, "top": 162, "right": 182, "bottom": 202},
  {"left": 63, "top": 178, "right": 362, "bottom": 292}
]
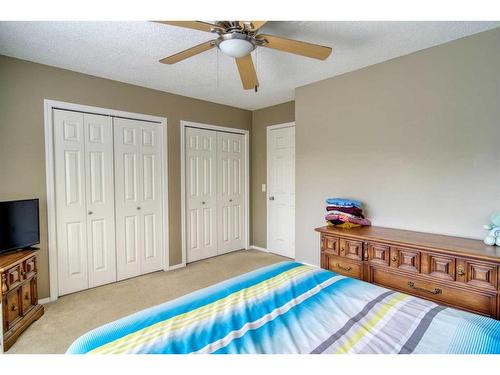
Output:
[
  {"left": 423, "top": 252, "right": 456, "bottom": 281},
  {"left": 368, "top": 242, "right": 390, "bottom": 266},
  {"left": 370, "top": 267, "right": 497, "bottom": 317},
  {"left": 23, "top": 256, "right": 37, "bottom": 280},
  {"left": 321, "top": 234, "right": 339, "bottom": 256},
  {"left": 5, "top": 265, "right": 23, "bottom": 293},
  {"left": 5, "top": 289, "right": 22, "bottom": 330},
  {"left": 390, "top": 247, "right": 421, "bottom": 273},
  {"left": 21, "top": 280, "right": 36, "bottom": 315},
  {"left": 325, "top": 254, "right": 363, "bottom": 280},
  {"left": 339, "top": 239, "right": 363, "bottom": 260},
  {"left": 456, "top": 259, "right": 498, "bottom": 291}
]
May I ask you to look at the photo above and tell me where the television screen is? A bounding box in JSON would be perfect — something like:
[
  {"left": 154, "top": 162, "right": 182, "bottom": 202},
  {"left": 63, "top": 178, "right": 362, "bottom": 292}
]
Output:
[{"left": 0, "top": 199, "right": 40, "bottom": 254}]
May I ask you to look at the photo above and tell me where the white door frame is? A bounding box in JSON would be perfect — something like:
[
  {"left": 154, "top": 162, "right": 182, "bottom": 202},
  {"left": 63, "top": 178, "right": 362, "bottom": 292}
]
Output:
[
  {"left": 180, "top": 121, "right": 250, "bottom": 267},
  {"left": 44, "top": 99, "right": 169, "bottom": 301},
  {"left": 266, "top": 122, "right": 295, "bottom": 256}
]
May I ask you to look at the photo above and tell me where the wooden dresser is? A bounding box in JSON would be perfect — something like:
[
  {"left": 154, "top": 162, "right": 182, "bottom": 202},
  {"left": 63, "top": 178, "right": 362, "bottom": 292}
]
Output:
[
  {"left": 316, "top": 226, "right": 500, "bottom": 319},
  {"left": 0, "top": 249, "right": 44, "bottom": 352}
]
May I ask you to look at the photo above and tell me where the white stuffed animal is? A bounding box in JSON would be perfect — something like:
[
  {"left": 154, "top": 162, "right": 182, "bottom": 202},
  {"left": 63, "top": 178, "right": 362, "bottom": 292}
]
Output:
[{"left": 483, "top": 211, "right": 500, "bottom": 246}]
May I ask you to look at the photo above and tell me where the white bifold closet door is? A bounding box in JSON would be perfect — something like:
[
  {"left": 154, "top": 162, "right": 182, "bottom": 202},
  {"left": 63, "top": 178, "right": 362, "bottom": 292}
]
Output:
[
  {"left": 114, "top": 118, "right": 163, "bottom": 280},
  {"left": 54, "top": 109, "right": 116, "bottom": 296},
  {"left": 185, "top": 128, "right": 218, "bottom": 263},
  {"left": 185, "top": 127, "right": 245, "bottom": 262},
  {"left": 217, "top": 131, "right": 245, "bottom": 254}
]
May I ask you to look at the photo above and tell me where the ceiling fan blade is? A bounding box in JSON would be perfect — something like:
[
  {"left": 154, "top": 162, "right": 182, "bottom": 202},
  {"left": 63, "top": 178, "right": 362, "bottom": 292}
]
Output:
[
  {"left": 154, "top": 21, "right": 224, "bottom": 33},
  {"left": 159, "top": 40, "right": 215, "bottom": 64},
  {"left": 249, "top": 21, "right": 267, "bottom": 30},
  {"left": 235, "top": 54, "right": 259, "bottom": 90},
  {"left": 256, "top": 34, "right": 332, "bottom": 60}
]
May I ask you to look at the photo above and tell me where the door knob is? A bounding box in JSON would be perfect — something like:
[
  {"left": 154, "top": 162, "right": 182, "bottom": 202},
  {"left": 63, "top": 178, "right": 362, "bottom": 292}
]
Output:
[
  {"left": 269, "top": 196, "right": 275, "bottom": 201},
  {"left": 201, "top": 201, "right": 206, "bottom": 205},
  {"left": 137, "top": 206, "right": 141, "bottom": 210},
  {"left": 88, "top": 211, "right": 93, "bottom": 215},
  {"left": 229, "top": 199, "right": 233, "bottom": 202}
]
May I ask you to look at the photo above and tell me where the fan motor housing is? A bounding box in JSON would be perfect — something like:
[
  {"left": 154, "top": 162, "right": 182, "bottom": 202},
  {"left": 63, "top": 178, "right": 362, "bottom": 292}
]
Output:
[{"left": 215, "top": 32, "right": 257, "bottom": 48}]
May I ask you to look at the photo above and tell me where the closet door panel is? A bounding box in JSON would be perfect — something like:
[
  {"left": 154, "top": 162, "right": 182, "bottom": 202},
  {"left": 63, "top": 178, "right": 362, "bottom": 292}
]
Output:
[
  {"left": 115, "top": 118, "right": 164, "bottom": 278},
  {"left": 114, "top": 118, "right": 143, "bottom": 280},
  {"left": 54, "top": 109, "right": 89, "bottom": 296},
  {"left": 217, "top": 132, "right": 245, "bottom": 255},
  {"left": 185, "top": 128, "right": 217, "bottom": 262},
  {"left": 139, "top": 124, "right": 163, "bottom": 273},
  {"left": 84, "top": 113, "right": 116, "bottom": 288},
  {"left": 124, "top": 215, "right": 139, "bottom": 263}
]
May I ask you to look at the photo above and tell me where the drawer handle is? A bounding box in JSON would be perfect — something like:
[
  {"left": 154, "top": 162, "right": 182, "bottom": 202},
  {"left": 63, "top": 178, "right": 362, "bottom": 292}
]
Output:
[
  {"left": 407, "top": 281, "right": 442, "bottom": 295},
  {"left": 11, "top": 304, "right": 17, "bottom": 312},
  {"left": 25, "top": 293, "right": 30, "bottom": 300},
  {"left": 457, "top": 265, "right": 465, "bottom": 277},
  {"left": 391, "top": 255, "right": 397, "bottom": 263},
  {"left": 336, "top": 263, "right": 352, "bottom": 272}
]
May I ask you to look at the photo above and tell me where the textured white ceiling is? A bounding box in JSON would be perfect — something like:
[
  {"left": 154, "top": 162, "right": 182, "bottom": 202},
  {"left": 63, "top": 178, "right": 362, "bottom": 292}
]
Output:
[{"left": 0, "top": 21, "right": 498, "bottom": 110}]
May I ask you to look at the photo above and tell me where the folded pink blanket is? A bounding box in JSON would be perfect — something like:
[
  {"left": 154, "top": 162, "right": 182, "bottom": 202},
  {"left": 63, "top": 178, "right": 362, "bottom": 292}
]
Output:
[
  {"left": 327, "top": 210, "right": 365, "bottom": 220},
  {"left": 326, "top": 206, "right": 364, "bottom": 217},
  {"left": 325, "top": 213, "right": 371, "bottom": 226}
]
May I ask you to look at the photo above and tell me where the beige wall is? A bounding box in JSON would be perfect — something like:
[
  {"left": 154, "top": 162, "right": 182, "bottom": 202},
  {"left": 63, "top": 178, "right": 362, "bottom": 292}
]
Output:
[
  {"left": 295, "top": 28, "right": 500, "bottom": 266},
  {"left": 0, "top": 55, "right": 252, "bottom": 299},
  {"left": 250, "top": 101, "right": 295, "bottom": 248}
]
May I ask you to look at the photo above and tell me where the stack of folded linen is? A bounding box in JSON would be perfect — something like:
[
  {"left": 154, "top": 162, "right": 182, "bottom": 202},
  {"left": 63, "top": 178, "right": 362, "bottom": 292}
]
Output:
[{"left": 325, "top": 198, "right": 371, "bottom": 229}]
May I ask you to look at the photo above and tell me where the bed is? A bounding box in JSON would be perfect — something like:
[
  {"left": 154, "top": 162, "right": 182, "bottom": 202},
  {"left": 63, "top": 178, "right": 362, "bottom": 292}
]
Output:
[{"left": 67, "top": 261, "right": 500, "bottom": 354}]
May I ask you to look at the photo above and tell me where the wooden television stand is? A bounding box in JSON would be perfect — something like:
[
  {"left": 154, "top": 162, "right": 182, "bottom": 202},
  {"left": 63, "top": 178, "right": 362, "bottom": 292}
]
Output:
[{"left": 0, "top": 248, "right": 44, "bottom": 352}]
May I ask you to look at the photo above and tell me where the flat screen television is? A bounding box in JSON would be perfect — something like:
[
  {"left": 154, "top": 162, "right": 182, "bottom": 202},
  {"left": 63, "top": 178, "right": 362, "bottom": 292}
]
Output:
[{"left": 0, "top": 199, "right": 40, "bottom": 254}]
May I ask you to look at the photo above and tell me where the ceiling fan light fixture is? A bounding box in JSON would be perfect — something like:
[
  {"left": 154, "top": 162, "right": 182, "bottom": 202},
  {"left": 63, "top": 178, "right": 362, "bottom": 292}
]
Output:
[
  {"left": 216, "top": 33, "right": 256, "bottom": 58},
  {"left": 157, "top": 21, "right": 333, "bottom": 92}
]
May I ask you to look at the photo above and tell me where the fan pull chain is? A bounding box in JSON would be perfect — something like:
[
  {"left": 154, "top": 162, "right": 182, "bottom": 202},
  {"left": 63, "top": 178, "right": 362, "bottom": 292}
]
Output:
[
  {"left": 254, "top": 49, "right": 258, "bottom": 92},
  {"left": 216, "top": 48, "right": 219, "bottom": 89}
]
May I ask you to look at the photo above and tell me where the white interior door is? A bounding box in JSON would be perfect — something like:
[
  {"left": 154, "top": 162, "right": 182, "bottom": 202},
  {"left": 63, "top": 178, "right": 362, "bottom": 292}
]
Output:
[
  {"left": 54, "top": 110, "right": 89, "bottom": 295},
  {"left": 84, "top": 113, "right": 117, "bottom": 288},
  {"left": 114, "top": 117, "right": 163, "bottom": 280},
  {"left": 217, "top": 131, "right": 245, "bottom": 254},
  {"left": 185, "top": 128, "right": 218, "bottom": 262},
  {"left": 267, "top": 125, "right": 295, "bottom": 258}
]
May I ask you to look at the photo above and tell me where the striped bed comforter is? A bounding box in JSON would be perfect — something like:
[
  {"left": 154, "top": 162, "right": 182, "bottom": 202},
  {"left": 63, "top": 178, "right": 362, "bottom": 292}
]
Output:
[{"left": 67, "top": 261, "right": 500, "bottom": 354}]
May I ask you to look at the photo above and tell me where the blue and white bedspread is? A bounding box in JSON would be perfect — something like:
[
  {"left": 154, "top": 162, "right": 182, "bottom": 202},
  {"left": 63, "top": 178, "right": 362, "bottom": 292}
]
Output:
[{"left": 67, "top": 262, "right": 500, "bottom": 354}]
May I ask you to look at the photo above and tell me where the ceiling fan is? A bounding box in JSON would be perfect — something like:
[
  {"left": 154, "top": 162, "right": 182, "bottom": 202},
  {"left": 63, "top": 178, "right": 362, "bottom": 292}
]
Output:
[{"left": 155, "top": 21, "right": 333, "bottom": 92}]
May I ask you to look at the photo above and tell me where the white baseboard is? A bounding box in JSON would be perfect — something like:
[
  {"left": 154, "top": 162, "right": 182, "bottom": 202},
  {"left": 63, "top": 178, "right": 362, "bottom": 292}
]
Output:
[
  {"left": 298, "top": 261, "right": 320, "bottom": 268},
  {"left": 248, "top": 245, "right": 268, "bottom": 252},
  {"left": 168, "top": 263, "right": 186, "bottom": 271},
  {"left": 39, "top": 297, "right": 52, "bottom": 305}
]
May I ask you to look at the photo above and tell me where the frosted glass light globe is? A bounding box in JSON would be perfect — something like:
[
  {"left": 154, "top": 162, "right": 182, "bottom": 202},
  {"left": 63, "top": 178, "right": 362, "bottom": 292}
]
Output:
[{"left": 218, "top": 38, "right": 254, "bottom": 58}]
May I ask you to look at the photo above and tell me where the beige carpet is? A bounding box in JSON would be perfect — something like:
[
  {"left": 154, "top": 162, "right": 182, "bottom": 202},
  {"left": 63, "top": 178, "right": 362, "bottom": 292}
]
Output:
[{"left": 7, "top": 249, "right": 288, "bottom": 354}]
